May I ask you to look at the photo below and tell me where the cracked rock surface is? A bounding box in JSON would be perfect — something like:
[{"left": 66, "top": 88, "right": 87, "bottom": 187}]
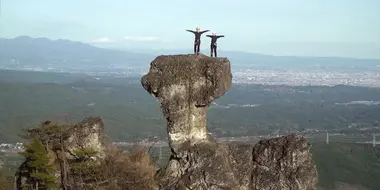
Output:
[
  {"left": 158, "top": 135, "right": 317, "bottom": 190},
  {"left": 141, "top": 54, "right": 232, "bottom": 151},
  {"left": 141, "top": 54, "right": 317, "bottom": 190}
]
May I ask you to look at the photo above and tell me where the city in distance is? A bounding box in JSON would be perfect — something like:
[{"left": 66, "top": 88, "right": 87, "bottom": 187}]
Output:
[
  {"left": 1, "top": 36, "right": 380, "bottom": 190},
  {"left": 1, "top": 36, "right": 380, "bottom": 88},
  {"left": 0, "top": 35, "right": 380, "bottom": 143}
]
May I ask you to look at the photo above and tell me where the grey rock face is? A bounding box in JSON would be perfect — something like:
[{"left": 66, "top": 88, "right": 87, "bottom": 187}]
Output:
[
  {"left": 250, "top": 135, "right": 317, "bottom": 190},
  {"left": 16, "top": 117, "right": 106, "bottom": 189},
  {"left": 158, "top": 135, "right": 317, "bottom": 190},
  {"left": 141, "top": 54, "right": 318, "bottom": 190},
  {"left": 65, "top": 117, "right": 106, "bottom": 160},
  {"left": 141, "top": 54, "right": 232, "bottom": 150}
]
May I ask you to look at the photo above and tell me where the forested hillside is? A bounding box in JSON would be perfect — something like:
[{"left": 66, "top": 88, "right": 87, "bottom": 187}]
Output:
[{"left": 1, "top": 70, "right": 380, "bottom": 142}]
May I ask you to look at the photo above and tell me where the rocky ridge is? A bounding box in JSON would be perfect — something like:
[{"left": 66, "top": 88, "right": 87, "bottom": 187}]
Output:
[{"left": 141, "top": 54, "right": 318, "bottom": 190}]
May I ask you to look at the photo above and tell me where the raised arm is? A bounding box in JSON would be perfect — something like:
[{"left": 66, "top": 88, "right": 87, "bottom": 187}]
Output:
[
  {"left": 206, "top": 35, "right": 212, "bottom": 38},
  {"left": 200, "top": 30, "right": 210, "bottom": 34},
  {"left": 216, "top": 35, "right": 225, "bottom": 38},
  {"left": 186, "top": 29, "right": 195, "bottom": 33}
]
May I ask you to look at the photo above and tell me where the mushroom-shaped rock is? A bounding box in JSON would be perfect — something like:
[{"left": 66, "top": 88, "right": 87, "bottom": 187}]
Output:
[
  {"left": 141, "top": 54, "right": 232, "bottom": 150},
  {"left": 141, "top": 54, "right": 317, "bottom": 190}
]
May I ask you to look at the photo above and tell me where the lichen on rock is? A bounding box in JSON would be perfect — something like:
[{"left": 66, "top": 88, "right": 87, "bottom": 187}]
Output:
[
  {"left": 141, "top": 54, "right": 232, "bottom": 151},
  {"left": 65, "top": 117, "right": 106, "bottom": 160}
]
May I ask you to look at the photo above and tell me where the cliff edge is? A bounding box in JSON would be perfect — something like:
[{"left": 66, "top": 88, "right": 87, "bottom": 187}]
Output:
[{"left": 141, "top": 54, "right": 318, "bottom": 190}]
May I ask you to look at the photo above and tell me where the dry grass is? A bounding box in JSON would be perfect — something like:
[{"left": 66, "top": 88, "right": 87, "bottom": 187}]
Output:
[
  {"left": 95, "top": 145, "right": 159, "bottom": 190},
  {"left": 0, "top": 171, "right": 14, "bottom": 190}
]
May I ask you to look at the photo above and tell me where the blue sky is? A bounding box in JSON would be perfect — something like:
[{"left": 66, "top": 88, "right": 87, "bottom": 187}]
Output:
[{"left": 0, "top": 0, "right": 379, "bottom": 59}]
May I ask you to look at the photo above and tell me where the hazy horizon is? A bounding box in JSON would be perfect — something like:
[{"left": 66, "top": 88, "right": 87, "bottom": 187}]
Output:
[
  {"left": 1, "top": 0, "right": 379, "bottom": 59},
  {"left": 2, "top": 35, "right": 380, "bottom": 61}
]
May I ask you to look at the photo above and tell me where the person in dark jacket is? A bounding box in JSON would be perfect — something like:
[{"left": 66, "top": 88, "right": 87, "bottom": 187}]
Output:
[
  {"left": 206, "top": 32, "right": 225, "bottom": 57},
  {"left": 186, "top": 27, "right": 209, "bottom": 55}
]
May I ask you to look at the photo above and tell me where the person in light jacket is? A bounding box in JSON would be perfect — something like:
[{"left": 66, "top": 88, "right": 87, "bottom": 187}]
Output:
[{"left": 186, "top": 27, "right": 210, "bottom": 55}]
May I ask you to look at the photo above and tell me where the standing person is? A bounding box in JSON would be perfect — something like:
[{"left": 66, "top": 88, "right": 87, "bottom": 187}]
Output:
[
  {"left": 206, "top": 32, "right": 225, "bottom": 57},
  {"left": 186, "top": 27, "right": 209, "bottom": 55}
]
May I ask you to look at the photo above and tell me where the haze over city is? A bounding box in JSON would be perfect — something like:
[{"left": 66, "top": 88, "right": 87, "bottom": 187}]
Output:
[{"left": 1, "top": 0, "right": 379, "bottom": 59}]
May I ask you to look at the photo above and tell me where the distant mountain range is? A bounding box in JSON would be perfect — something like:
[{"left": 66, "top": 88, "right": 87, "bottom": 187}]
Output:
[
  {"left": 119, "top": 48, "right": 380, "bottom": 69},
  {"left": 0, "top": 36, "right": 155, "bottom": 72},
  {"left": 1, "top": 36, "right": 379, "bottom": 72}
]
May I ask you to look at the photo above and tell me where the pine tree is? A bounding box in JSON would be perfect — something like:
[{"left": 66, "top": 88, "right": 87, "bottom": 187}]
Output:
[{"left": 20, "top": 138, "right": 57, "bottom": 190}]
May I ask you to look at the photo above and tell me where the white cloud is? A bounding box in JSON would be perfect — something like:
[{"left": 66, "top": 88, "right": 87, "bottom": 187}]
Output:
[
  {"left": 89, "top": 37, "right": 114, "bottom": 43},
  {"left": 124, "top": 36, "right": 160, "bottom": 42}
]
